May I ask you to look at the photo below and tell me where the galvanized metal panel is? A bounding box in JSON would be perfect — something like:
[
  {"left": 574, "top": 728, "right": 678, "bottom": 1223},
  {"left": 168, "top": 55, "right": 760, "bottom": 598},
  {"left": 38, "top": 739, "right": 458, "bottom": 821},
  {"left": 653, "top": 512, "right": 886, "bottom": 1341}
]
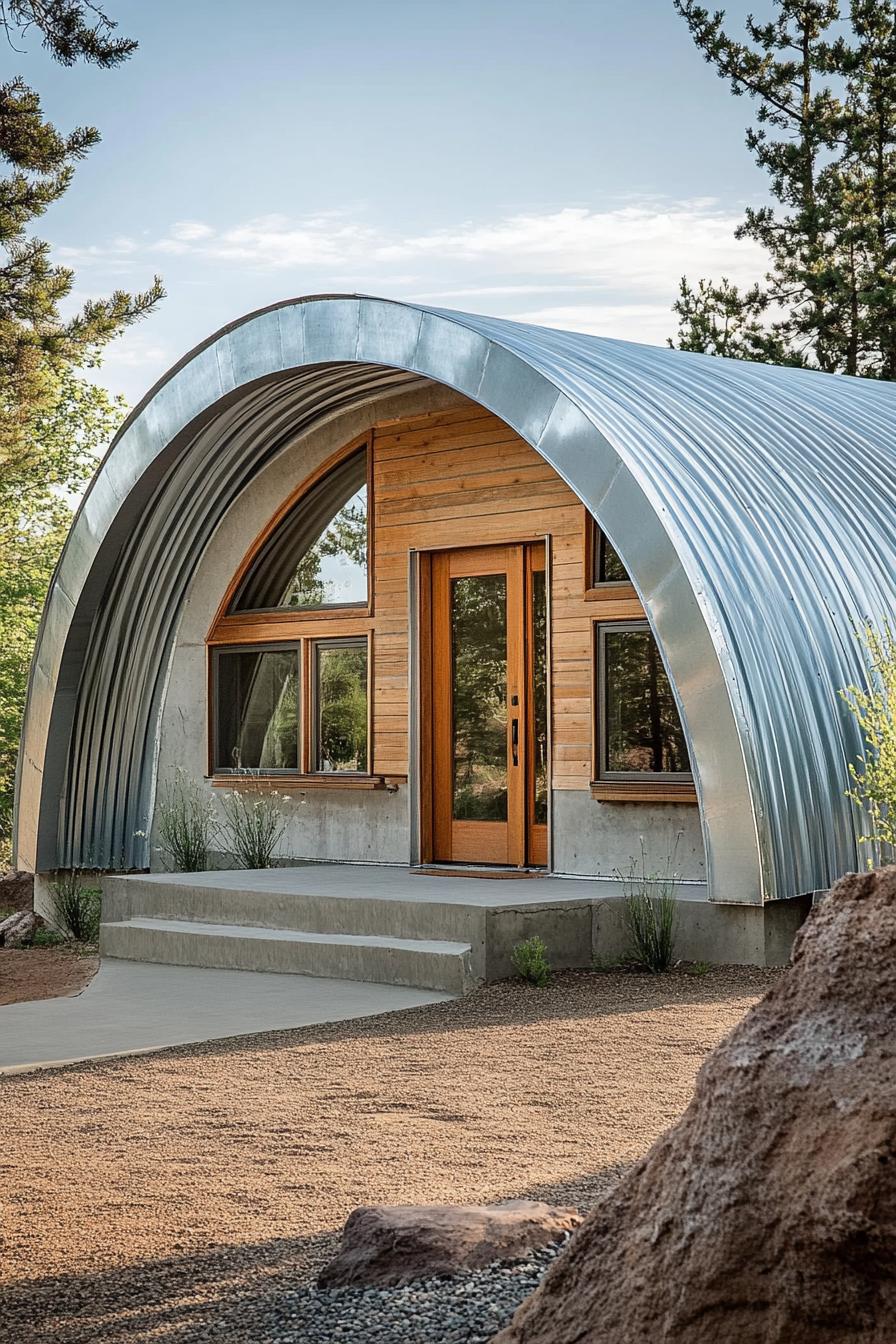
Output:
[{"left": 15, "top": 295, "right": 896, "bottom": 908}]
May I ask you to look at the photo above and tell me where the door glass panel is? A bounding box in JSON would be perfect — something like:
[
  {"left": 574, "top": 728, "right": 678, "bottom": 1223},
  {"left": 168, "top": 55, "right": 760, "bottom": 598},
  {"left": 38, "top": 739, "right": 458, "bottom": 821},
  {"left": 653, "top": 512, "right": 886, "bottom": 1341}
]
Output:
[
  {"left": 451, "top": 574, "right": 508, "bottom": 821},
  {"left": 531, "top": 568, "right": 548, "bottom": 825}
]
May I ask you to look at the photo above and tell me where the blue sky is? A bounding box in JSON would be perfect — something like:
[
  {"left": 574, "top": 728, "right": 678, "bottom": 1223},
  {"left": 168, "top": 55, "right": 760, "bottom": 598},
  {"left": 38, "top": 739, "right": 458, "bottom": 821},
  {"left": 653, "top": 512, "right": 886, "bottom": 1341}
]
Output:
[{"left": 15, "top": 0, "right": 773, "bottom": 403}]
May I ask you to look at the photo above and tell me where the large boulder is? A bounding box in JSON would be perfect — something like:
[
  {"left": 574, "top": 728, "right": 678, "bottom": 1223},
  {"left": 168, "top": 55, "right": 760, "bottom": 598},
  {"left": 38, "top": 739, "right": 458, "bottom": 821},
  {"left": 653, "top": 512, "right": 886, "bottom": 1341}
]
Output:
[
  {"left": 318, "top": 1200, "right": 582, "bottom": 1288},
  {"left": 496, "top": 868, "right": 896, "bottom": 1344}
]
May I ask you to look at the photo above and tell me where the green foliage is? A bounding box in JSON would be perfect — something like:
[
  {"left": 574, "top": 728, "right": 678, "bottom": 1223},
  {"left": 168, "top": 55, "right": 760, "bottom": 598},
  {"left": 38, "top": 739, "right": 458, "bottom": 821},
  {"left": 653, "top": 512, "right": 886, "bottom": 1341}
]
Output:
[
  {"left": 511, "top": 934, "right": 551, "bottom": 987},
  {"left": 50, "top": 869, "right": 100, "bottom": 942},
  {"left": 0, "top": 367, "right": 125, "bottom": 861},
  {"left": 151, "top": 769, "right": 218, "bottom": 872},
  {"left": 840, "top": 620, "right": 896, "bottom": 860},
  {"left": 672, "top": 1, "right": 896, "bottom": 378},
  {"left": 619, "top": 838, "right": 680, "bottom": 973},
  {"left": 221, "top": 787, "right": 290, "bottom": 869},
  {"left": 0, "top": 1, "right": 162, "bottom": 862},
  {"left": 31, "top": 925, "right": 66, "bottom": 947},
  {"left": 1, "top": 3, "right": 138, "bottom": 67}
]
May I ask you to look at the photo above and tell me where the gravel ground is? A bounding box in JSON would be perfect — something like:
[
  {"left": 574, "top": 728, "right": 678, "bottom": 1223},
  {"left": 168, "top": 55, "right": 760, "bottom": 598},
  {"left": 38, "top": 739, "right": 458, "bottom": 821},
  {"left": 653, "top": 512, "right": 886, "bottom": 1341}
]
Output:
[
  {"left": 250, "top": 1241, "right": 568, "bottom": 1343},
  {"left": 0, "top": 965, "right": 778, "bottom": 1344}
]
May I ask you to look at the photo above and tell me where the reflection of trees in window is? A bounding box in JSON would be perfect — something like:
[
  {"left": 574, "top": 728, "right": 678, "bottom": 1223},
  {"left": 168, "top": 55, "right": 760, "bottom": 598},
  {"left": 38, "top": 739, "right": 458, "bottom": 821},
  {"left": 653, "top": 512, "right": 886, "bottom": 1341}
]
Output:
[
  {"left": 230, "top": 449, "right": 368, "bottom": 612},
  {"left": 316, "top": 642, "right": 368, "bottom": 772},
  {"left": 531, "top": 569, "right": 548, "bottom": 824},
  {"left": 216, "top": 649, "right": 299, "bottom": 771},
  {"left": 590, "top": 518, "right": 629, "bottom": 585},
  {"left": 602, "top": 626, "right": 690, "bottom": 775},
  {"left": 451, "top": 575, "right": 508, "bottom": 822},
  {"left": 285, "top": 488, "right": 367, "bottom": 607}
]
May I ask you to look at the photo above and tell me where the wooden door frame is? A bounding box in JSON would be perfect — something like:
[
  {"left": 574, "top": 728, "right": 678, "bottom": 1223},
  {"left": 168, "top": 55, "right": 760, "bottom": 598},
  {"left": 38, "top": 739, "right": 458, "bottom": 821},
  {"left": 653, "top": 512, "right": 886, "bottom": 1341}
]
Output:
[{"left": 415, "top": 538, "right": 551, "bottom": 869}]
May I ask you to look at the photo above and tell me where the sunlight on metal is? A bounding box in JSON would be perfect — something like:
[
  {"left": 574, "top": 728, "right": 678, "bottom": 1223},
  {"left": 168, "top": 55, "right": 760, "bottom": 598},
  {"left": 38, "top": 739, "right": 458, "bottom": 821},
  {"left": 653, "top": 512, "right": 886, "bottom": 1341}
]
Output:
[{"left": 14, "top": 296, "right": 896, "bottom": 905}]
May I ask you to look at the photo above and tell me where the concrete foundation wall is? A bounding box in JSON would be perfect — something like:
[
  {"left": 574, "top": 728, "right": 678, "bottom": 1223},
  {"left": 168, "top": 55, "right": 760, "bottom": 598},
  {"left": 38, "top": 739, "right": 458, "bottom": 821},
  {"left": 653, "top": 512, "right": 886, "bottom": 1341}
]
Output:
[
  {"left": 551, "top": 791, "right": 705, "bottom": 881},
  {"left": 594, "top": 893, "right": 811, "bottom": 968}
]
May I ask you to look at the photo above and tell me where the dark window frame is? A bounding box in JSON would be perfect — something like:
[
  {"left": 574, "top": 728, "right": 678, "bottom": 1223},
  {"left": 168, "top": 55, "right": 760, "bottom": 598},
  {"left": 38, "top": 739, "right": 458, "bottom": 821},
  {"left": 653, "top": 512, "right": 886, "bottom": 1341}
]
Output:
[
  {"left": 585, "top": 514, "right": 633, "bottom": 596},
  {"left": 594, "top": 620, "right": 692, "bottom": 783},
  {"left": 309, "top": 634, "right": 372, "bottom": 776},
  {"left": 211, "top": 641, "right": 302, "bottom": 775}
]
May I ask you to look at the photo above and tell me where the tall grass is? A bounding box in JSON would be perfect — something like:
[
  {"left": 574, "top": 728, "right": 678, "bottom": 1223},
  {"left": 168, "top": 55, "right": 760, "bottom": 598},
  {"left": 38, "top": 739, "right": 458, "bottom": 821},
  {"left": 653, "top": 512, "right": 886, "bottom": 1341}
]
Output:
[
  {"left": 153, "top": 769, "right": 218, "bottom": 872},
  {"left": 221, "top": 786, "right": 289, "bottom": 868},
  {"left": 51, "top": 871, "right": 101, "bottom": 942},
  {"left": 619, "top": 836, "right": 681, "bottom": 973}
]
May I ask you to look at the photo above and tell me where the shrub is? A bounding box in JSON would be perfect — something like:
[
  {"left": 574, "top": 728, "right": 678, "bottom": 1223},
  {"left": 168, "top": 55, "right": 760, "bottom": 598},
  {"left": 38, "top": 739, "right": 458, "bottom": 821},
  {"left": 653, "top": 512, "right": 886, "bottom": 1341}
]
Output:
[
  {"left": 619, "top": 837, "right": 680, "bottom": 973},
  {"left": 511, "top": 935, "right": 551, "bottom": 987},
  {"left": 50, "top": 871, "right": 101, "bottom": 943},
  {"left": 221, "top": 787, "right": 289, "bottom": 869},
  {"left": 153, "top": 769, "right": 218, "bottom": 872},
  {"left": 841, "top": 620, "right": 896, "bottom": 863}
]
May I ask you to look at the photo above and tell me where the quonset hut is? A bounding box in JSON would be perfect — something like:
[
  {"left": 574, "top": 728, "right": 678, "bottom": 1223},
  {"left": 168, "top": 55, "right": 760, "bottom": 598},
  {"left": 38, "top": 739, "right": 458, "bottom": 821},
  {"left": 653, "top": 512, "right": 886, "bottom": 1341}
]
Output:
[{"left": 14, "top": 295, "right": 896, "bottom": 981}]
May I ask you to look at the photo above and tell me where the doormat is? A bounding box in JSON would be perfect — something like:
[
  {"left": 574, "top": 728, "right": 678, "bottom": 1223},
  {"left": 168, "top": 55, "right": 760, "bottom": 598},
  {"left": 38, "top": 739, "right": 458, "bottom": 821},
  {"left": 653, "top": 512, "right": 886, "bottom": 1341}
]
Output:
[{"left": 412, "top": 867, "right": 547, "bottom": 880}]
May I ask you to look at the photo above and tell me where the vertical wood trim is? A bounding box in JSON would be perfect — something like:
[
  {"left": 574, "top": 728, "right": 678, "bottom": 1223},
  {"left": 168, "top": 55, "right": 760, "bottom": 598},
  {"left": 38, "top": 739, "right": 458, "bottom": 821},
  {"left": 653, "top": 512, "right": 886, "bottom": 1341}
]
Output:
[
  {"left": 416, "top": 551, "right": 433, "bottom": 864},
  {"left": 431, "top": 551, "right": 453, "bottom": 859},
  {"left": 366, "top": 629, "right": 374, "bottom": 775}
]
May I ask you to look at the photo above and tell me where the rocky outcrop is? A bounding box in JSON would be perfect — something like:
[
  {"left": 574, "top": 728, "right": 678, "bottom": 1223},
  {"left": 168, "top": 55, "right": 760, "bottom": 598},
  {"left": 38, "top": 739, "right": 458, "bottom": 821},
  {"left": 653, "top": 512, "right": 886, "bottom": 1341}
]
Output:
[
  {"left": 496, "top": 868, "right": 896, "bottom": 1344},
  {"left": 318, "top": 1200, "right": 582, "bottom": 1288}
]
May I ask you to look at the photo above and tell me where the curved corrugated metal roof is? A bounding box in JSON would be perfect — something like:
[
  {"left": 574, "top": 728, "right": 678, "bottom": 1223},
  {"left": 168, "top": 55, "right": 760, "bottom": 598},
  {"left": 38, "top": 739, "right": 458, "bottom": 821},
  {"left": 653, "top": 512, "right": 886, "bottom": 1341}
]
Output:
[{"left": 14, "top": 295, "right": 896, "bottom": 903}]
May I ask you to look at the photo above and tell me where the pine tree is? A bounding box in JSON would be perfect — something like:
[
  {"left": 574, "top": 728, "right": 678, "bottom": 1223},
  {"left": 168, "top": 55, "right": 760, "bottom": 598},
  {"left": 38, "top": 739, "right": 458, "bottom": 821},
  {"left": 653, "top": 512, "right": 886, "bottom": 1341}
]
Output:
[
  {"left": 671, "top": 1, "right": 896, "bottom": 378},
  {"left": 0, "top": 3, "right": 163, "bottom": 858}
]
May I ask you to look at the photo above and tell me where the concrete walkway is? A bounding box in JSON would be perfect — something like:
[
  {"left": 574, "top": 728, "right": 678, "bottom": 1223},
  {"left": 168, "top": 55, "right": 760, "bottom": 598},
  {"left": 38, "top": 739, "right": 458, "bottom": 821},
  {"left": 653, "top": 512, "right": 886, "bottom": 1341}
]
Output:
[{"left": 0, "top": 958, "right": 452, "bottom": 1074}]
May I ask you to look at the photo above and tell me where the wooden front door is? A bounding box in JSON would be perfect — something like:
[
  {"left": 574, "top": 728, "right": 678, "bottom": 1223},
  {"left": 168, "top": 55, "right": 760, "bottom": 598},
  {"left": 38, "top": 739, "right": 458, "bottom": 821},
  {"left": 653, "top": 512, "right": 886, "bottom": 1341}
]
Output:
[{"left": 427, "top": 543, "right": 548, "bottom": 867}]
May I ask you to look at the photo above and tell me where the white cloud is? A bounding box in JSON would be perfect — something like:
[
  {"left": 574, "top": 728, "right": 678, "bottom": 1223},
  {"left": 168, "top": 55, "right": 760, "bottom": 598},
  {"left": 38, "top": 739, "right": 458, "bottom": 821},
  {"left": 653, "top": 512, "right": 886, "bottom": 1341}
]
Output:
[
  {"left": 138, "top": 200, "right": 763, "bottom": 294},
  {"left": 64, "top": 197, "right": 768, "bottom": 401},
  {"left": 509, "top": 303, "right": 679, "bottom": 346}
]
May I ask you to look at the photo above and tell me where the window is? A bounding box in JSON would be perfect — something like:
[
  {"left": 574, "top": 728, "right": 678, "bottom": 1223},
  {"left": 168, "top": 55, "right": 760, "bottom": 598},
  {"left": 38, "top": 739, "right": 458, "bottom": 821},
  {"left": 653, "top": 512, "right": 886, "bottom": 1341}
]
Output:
[
  {"left": 586, "top": 515, "right": 629, "bottom": 590},
  {"left": 214, "top": 645, "right": 300, "bottom": 772},
  {"left": 230, "top": 447, "right": 369, "bottom": 612},
  {"left": 312, "top": 639, "right": 369, "bottom": 773},
  {"left": 596, "top": 622, "right": 691, "bottom": 779},
  {"left": 212, "top": 637, "right": 371, "bottom": 776}
]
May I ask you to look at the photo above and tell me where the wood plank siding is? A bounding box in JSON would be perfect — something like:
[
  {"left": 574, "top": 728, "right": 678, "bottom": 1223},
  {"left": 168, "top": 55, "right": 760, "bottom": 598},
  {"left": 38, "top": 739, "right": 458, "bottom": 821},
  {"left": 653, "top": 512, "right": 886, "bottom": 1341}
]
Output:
[{"left": 370, "top": 404, "right": 636, "bottom": 788}]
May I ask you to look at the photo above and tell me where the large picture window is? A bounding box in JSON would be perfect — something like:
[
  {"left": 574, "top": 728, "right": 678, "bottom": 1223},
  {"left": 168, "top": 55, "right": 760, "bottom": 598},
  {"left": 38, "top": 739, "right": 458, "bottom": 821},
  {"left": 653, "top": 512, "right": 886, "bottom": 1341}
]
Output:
[
  {"left": 229, "top": 446, "right": 369, "bottom": 613},
  {"left": 212, "top": 637, "right": 370, "bottom": 775},
  {"left": 596, "top": 622, "right": 691, "bottom": 780},
  {"left": 214, "top": 645, "right": 300, "bottom": 772}
]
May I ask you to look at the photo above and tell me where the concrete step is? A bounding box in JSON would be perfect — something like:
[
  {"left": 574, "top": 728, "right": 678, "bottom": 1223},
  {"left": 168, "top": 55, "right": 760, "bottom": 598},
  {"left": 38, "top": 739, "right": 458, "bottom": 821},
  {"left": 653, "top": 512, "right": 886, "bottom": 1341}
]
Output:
[
  {"left": 102, "top": 872, "right": 488, "bottom": 944},
  {"left": 100, "top": 917, "right": 474, "bottom": 995}
]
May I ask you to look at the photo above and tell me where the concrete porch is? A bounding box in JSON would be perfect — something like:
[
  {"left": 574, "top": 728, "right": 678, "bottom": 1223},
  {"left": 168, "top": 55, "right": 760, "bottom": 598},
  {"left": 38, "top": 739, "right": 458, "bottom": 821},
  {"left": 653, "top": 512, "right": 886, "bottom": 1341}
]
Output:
[{"left": 97, "top": 864, "right": 803, "bottom": 990}]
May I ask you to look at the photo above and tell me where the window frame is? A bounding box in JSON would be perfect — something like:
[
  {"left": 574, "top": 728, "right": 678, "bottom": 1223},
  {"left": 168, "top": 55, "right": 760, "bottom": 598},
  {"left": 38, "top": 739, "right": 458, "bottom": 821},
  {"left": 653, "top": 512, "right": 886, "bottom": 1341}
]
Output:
[
  {"left": 211, "top": 436, "right": 375, "bottom": 631},
  {"left": 210, "top": 640, "right": 302, "bottom": 776},
  {"left": 584, "top": 512, "right": 636, "bottom": 601},
  {"left": 593, "top": 619, "right": 693, "bottom": 786},
  {"left": 308, "top": 634, "right": 373, "bottom": 776}
]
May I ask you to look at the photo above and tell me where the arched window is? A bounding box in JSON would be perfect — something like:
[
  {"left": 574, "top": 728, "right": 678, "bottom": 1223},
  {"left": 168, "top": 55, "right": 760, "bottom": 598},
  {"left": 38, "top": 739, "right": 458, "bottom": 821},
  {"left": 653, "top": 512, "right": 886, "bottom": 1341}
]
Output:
[{"left": 230, "top": 447, "right": 368, "bottom": 612}]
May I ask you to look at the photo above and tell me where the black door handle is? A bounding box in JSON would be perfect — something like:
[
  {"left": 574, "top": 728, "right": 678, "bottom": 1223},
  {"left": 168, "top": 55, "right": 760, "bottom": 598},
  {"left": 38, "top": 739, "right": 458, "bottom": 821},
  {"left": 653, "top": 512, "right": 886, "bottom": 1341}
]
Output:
[{"left": 511, "top": 716, "right": 519, "bottom": 766}]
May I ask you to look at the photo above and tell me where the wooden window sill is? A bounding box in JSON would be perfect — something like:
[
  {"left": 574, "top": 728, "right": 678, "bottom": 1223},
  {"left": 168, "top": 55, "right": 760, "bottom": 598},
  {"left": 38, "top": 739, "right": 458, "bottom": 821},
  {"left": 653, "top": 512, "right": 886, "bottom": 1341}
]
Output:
[
  {"left": 584, "top": 583, "right": 638, "bottom": 602},
  {"left": 210, "top": 774, "right": 397, "bottom": 792},
  {"left": 590, "top": 779, "right": 697, "bottom": 804}
]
